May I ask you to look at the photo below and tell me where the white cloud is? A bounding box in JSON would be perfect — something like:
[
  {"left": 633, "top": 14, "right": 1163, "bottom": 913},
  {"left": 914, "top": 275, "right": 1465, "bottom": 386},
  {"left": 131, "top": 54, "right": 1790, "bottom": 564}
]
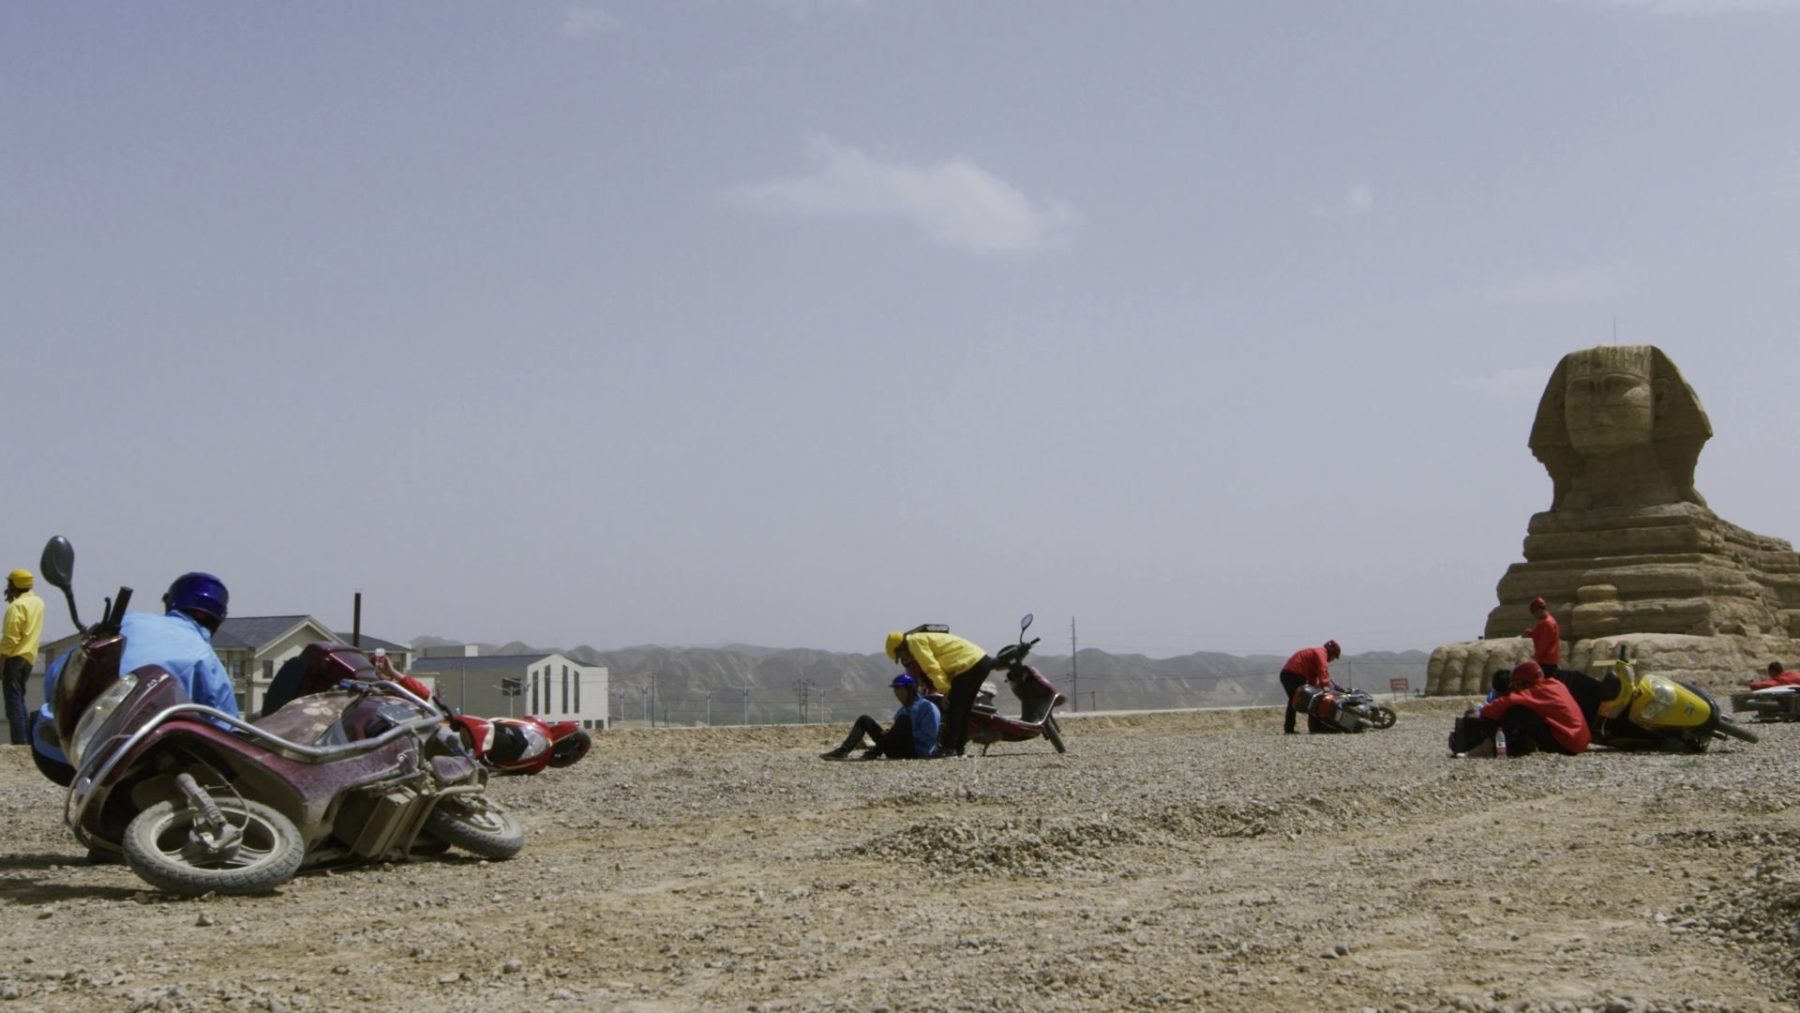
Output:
[
  {"left": 1345, "top": 184, "right": 1376, "bottom": 215},
  {"left": 1453, "top": 366, "right": 1554, "bottom": 403},
  {"left": 1577, "top": 0, "right": 1800, "bottom": 14},
  {"left": 561, "top": 6, "right": 621, "bottom": 38},
  {"left": 732, "top": 138, "right": 1077, "bottom": 255},
  {"left": 1482, "top": 263, "right": 1636, "bottom": 306}
]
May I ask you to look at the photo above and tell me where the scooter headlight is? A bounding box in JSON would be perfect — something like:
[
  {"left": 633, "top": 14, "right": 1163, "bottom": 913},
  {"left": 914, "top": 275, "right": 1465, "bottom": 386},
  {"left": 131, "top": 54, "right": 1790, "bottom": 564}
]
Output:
[
  {"left": 1637, "top": 679, "right": 1677, "bottom": 722},
  {"left": 66, "top": 674, "right": 138, "bottom": 769}
]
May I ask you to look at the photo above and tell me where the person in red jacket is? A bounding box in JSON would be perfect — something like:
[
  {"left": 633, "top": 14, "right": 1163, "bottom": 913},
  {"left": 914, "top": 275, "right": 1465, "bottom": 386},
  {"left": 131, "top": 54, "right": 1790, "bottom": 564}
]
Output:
[
  {"left": 1522, "top": 596, "right": 1562, "bottom": 676},
  {"left": 1280, "top": 640, "right": 1340, "bottom": 734},
  {"left": 1749, "top": 660, "right": 1800, "bottom": 690},
  {"left": 1476, "top": 660, "right": 1590, "bottom": 758}
]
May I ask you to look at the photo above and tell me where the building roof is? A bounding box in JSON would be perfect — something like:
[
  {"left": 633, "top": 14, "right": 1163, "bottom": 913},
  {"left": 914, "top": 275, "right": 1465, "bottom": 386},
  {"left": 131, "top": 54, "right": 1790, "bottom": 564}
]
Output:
[
  {"left": 333, "top": 632, "right": 409, "bottom": 653},
  {"left": 214, "top": 615, "right": 324, "bottom": 652}
]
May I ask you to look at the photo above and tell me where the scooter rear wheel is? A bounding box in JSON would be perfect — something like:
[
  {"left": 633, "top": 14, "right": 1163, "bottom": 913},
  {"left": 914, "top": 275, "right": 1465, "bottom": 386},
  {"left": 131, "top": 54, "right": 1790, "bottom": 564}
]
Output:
[
  {"left": 123, "top": 798, "right": 304, "bottom": 897},
  {"left": 1367, "top": 706, "right": 1398, "bottom": 729},
  {"left": 424, "top": 795, "right": 525, "bottom": 860}
]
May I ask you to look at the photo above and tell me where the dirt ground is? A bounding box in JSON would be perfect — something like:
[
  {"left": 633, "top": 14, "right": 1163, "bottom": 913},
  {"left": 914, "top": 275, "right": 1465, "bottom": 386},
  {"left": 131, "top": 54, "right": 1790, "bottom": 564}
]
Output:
[{"left": 2, "top": 700, "right": 1797, "bottom": 1012}]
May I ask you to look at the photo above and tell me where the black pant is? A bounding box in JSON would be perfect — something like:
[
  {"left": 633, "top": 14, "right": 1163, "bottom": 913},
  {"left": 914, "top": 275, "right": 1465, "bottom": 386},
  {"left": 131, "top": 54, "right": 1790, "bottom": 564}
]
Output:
[
  {"left": 831, "top": 714, "right": 918, "bottom": 759},
  {"left": 1280, "top": 670, "right": 1326, "bottom": 733},
  {"left": 940, "top": 656, "right": 995, "bottom": 756},
  {"left": 1498, "top": 707, "right": 1574, "bottom": 758},
  {"left": 3, "top": 655, "right": 31, "bottom": 745},
  {"left": 27, "top": 712, "right": 74, "bottom": 787}
]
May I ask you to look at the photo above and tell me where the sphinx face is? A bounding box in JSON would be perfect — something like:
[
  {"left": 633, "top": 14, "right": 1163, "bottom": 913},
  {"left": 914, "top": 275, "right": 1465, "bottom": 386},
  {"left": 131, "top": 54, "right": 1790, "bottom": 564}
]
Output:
[{"left": 1564, "top": 350, "right": 1655, "bottom": 456}]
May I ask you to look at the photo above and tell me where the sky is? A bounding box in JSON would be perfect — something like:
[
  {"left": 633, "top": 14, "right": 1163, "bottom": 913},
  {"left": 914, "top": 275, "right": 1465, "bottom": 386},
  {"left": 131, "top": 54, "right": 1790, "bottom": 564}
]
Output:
[{"left": 4, "top": 1, "right": 1799, "bottom": 658}]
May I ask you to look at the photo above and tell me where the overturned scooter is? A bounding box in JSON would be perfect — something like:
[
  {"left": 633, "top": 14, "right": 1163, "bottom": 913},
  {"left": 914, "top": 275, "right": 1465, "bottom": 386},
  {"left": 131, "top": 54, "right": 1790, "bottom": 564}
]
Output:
[
  {"left": 946, "top": 614, "right": 1068, "bottom": 755},
  {"left": 1556, "top": 647, "right": 1758, "bottom": 753},
  {"left": 40, "top": 537, "right": 523, "bottom": 897}
]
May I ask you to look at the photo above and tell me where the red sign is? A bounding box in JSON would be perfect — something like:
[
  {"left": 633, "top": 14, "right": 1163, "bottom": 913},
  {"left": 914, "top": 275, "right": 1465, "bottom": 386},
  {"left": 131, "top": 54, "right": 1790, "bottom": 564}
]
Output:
[{"left": 1389, "top": 678, "right": 1409, "bottom": 694}]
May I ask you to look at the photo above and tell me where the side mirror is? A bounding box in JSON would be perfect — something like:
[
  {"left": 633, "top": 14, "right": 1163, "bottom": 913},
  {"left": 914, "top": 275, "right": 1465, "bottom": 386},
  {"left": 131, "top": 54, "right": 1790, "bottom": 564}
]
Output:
[
  {"left": 40, "top": 536, "right": 74, "bottom": 591},
  {"left": 1019, "top": 613, "right": 1034, "bottom": 635},
  {"left": 39, "top": 535, "right": 85, "bottom": 632}
]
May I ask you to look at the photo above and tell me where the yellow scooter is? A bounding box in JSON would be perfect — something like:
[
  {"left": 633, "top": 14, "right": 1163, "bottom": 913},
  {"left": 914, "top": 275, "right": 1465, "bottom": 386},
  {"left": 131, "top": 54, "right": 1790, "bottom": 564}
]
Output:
[{"left": 1574, "top": 648, "right": 1759, "bottom": 752}]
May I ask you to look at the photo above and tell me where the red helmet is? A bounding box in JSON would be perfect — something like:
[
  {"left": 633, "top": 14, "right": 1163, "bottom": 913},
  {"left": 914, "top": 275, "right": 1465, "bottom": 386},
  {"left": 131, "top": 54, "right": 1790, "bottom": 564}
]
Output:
[
  {"left": 1529, "top": 597, "right": 1547, "bottom": 611},
  {"left": 1324, "top": 640, "right": 1341, "bottom": 659}
]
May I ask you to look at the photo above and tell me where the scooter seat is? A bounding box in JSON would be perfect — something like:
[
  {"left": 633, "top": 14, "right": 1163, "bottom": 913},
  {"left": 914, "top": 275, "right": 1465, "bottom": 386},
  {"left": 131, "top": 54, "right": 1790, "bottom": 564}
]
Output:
[{"left": 251, "top": 689, "right": 357, "bottom": 746}]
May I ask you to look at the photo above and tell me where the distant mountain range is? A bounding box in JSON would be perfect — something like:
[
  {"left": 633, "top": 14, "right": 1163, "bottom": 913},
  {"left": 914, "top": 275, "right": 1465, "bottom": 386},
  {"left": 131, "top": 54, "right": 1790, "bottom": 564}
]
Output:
[{"left": 412, "top": 636, "right": 1431, "bottom": 725}]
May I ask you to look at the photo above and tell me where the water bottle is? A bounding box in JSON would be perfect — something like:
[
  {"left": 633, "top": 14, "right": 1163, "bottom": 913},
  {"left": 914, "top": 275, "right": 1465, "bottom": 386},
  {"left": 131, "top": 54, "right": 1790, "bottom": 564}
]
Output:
[{"left": 1494, "top": 730, "right": 1508, "bottom": 758}]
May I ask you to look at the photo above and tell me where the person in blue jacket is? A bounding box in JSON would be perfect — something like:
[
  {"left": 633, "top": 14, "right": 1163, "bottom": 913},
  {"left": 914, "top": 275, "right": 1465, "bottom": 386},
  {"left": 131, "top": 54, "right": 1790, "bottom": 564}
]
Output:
[
  {"left": 820, "top": 673, "right": 941, "bottom": 761},
  {"left": 30, "top": 572, "right": 236, "bottom": 787}
]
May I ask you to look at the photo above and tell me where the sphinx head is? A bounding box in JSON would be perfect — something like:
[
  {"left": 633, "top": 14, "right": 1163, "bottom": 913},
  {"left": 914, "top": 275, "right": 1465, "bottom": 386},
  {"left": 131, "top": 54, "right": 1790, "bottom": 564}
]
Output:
[{"left": 1530, "top": 345, "right": 1711, "bottom": 510}]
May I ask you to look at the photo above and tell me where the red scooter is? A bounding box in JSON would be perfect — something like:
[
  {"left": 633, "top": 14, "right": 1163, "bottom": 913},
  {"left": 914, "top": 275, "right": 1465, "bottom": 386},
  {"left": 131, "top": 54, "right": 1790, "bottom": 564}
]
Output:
[
  {"left": 953, "top": 614, "right": 1068, "bottom": 754},
  {"left": 40, "top": 537, "right": 524, "bottom": 897},
  {"left": 448, "top": 713, "right": 592, "bottom": 776}
]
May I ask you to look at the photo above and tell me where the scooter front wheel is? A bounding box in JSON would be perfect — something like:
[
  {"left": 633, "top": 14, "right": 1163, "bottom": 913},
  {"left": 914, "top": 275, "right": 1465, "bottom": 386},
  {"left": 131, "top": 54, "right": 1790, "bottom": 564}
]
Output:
[
  {"left": 424, "top": 795, "right": 525, "bottom": 860},
  {"left": 1043, "top": 715, "right": 1067, "bottom": 754},
  {"left": 123, "top": 798, "right": 304, "bottom": 897}
]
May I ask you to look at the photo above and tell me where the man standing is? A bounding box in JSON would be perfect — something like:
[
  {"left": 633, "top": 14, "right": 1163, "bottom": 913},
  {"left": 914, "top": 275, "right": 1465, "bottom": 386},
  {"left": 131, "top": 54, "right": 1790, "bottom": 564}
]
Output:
[
  {"left": 3, "top": 569, "right": 45, "bottom": 744},
  {"left": 1523, "top": 596, "right": 1562, "bottom": 677},
  {"left": 1280, "top": 639, "right": 1340, "bottom": 735}
]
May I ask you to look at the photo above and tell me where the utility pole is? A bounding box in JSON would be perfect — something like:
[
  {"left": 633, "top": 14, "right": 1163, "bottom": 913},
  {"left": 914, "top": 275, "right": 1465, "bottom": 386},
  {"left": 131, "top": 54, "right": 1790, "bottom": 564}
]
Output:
[
  {"left": 705, "top": 690, "right": 714, "bottom": 726},
  {"left": 1070, "top": 616, "right": 1079, "bottom": 713},
  {"left": 741, "top": 685, "right": 750, "bottom": 726},
  {"left": 795, "top": 679, "right": 813, "bottom": 723}
]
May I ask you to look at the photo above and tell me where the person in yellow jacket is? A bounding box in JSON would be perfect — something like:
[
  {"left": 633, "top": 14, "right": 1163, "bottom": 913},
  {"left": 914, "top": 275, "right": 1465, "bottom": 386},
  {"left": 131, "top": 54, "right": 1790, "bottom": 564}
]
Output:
[
  {"left": 884, "top": 627, "right": 994, "bottom": 758},
  {"left": 3, "top": 569, "right": 46, "bottom": 745}
]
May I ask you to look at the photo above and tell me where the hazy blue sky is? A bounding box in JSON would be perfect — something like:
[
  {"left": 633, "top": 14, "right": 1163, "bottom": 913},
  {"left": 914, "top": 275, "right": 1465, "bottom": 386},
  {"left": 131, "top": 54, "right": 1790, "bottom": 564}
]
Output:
[{"left": 5, "top": 1, "right": 1798, "bottom": 656}]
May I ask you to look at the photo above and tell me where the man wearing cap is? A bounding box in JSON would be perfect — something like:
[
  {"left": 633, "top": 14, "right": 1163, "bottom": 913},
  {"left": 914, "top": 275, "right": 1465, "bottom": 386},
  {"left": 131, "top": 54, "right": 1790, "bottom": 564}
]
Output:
[
  {"left": 1280, "top": 640, "right": 1341, "bottom": 735},
  {"left": 820, "top": 673, "right": 941, "bottom": 761},
  {"left": 31, "top": 571, "right": 236, "bottom": 786},
  {"left": 3, "top": 569, "right": 45, "bottom": 744},
  {"left": 1522, "top": 597, "right": 1562, "bottom": 677}
]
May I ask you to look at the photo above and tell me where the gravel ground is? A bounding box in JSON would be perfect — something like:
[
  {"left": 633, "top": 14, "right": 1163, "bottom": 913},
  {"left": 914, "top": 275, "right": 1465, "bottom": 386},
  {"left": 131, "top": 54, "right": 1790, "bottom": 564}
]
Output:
[{"left": 2, "top": 699, "right": 1797, "bottom": 1012}]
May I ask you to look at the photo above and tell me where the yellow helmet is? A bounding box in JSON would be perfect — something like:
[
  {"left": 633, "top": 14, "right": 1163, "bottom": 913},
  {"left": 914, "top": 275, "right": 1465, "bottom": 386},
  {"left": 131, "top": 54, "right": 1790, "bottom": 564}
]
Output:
[
  {"left": 884, "top": 631, "right": 905, "bottom": 661},
  {"left": 6, "top": 569, "right": 31, "bottom": 591}
]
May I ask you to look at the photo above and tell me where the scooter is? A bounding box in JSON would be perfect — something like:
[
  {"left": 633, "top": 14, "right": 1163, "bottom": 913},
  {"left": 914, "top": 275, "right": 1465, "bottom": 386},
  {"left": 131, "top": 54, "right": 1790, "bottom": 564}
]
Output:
[
  {"left": 954, "top": 613, "right": 1068, "bottom": 754},
  {"left": 1555, "top": 647, "right": 1758, "bottom": 752},
  {"left": 1730, "top": 671, "right": 1800, "bottom": 723},
  {"left": 1291, "top": 683, "right": 1397, "bottom": 733},
  {"left": 448, "top": 712, "right": 592, "bottom": 776},
  {"left": 39, "top": 536, "right": 525, "bottom": 897}
]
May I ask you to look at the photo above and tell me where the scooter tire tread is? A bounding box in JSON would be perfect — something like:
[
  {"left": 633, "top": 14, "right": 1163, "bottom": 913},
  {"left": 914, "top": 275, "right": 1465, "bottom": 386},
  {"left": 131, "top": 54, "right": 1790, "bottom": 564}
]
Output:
[
  {"left": 1044, "top": 716, "right": 1067, "bottom": 754},
  {"left": 424, "top": 797, "right": 525, "bottom": 860},
  {"left": 122, "top": 798, "right": 305, "bottom": 897}
]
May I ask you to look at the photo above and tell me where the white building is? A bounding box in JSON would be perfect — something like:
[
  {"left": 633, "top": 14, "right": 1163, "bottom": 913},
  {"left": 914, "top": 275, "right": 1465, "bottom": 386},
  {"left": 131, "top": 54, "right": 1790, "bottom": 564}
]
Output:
[{"left": 408, "top": 647, "right": 609, "bottom": 730}]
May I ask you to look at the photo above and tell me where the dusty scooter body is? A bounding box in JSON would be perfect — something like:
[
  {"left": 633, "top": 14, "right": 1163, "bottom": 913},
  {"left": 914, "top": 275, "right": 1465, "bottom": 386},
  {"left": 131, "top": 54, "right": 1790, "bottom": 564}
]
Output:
[
  {"left": 1290, "top": 683, "right": 1397, "bottom": 733},
  {"left": 40, "top": 537, "right": 525, "bottom": 897},
  {"left": 952, "top": 614, "right": 1068, "bottom": 755}
]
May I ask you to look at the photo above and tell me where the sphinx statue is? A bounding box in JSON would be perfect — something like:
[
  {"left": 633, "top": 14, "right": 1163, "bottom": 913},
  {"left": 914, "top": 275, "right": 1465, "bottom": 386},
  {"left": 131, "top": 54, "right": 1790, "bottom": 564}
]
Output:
[{"left": 1428, "top": 345, "right": 1800, "bottom": 696}]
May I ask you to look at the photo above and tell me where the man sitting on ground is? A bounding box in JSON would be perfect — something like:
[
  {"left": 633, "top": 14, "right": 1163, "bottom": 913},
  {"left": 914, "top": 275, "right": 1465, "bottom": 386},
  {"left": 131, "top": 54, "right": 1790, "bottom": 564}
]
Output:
[{"left": 820, "top": 673, "right": 940, "bottom": 761}]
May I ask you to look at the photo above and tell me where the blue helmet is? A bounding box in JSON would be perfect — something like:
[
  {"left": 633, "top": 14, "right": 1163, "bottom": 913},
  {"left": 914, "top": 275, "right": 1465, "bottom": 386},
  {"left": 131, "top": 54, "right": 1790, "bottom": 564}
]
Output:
[
  {"left": 890, "top": 672, "right": 917, "bottom": 690},
  {"left": 165, "top": 572, "right": 229, "bottom": 623}
]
